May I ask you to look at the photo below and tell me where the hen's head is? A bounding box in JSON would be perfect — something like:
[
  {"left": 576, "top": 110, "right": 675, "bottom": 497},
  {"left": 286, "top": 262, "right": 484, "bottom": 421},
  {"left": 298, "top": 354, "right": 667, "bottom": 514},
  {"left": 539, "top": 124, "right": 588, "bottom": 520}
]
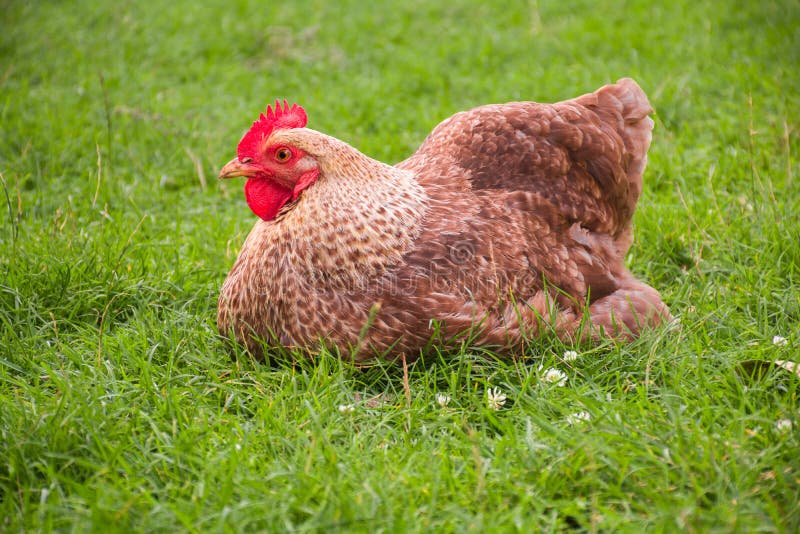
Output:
[{"left": 219, "top": 100, "right": 320, "bottom": 221}]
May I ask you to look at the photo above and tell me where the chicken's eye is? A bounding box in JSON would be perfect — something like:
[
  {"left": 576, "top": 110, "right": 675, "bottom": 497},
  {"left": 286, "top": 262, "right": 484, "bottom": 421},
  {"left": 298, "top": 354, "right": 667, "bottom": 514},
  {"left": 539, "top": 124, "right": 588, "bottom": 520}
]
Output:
[{"left": 275, "top": 147, "right": 293, "bottom": 162}]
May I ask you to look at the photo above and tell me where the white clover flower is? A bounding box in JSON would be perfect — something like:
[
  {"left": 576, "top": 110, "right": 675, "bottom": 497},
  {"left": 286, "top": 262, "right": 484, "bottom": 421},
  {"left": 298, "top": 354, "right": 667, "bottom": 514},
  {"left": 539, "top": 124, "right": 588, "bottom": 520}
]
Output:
[
  {"left": 541, "top": 368, "right": 568, "bottom": 387},
  {"left": 435, "top": 393, "right": 451, "bottom": 408},
  {"left": 486, "top": 387, "right": 507, "bottom": 410},
  {"left": 562, "top": 350, "right": 579, "bottom": 362},
  {"left": 566, "top": 411, "right": 591, "bottom": 425},
  {"left": 773, "top": 335, "right": 788, "bottom": 346},
  {"left": 776, "top": 419, "right": 793, "bottom": 432},
  {"left": 338, "top": 404, "right": 355, "bottom": 415}
]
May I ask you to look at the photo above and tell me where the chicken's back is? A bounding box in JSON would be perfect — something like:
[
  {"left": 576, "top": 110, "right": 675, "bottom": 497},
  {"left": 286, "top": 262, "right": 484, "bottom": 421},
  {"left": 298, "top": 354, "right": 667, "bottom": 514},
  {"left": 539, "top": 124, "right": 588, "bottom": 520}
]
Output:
[{"left": 399, "top": 78, "right": 653, "bottom": 256}]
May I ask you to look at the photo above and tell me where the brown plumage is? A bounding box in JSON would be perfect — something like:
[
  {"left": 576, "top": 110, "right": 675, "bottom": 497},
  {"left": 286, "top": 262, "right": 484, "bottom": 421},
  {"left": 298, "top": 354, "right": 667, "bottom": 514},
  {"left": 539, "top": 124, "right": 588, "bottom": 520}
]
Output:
[{"left": 218, "top": 78, "right": 671, "bottom": 361}]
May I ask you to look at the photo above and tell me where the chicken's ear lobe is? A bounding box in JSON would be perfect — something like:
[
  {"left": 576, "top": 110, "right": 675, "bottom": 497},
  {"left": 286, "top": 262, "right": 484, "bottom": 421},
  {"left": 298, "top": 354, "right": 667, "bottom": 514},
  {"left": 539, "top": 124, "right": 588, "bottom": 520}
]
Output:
[{"left": 291, "top": 169, "right": 320, "bottom": 201}]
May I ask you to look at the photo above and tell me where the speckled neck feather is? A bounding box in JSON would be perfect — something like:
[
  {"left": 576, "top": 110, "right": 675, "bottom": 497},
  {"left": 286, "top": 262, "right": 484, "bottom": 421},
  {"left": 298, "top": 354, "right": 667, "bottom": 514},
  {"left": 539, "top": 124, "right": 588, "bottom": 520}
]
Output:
[{"left": 264, "top": 129, "right": 428, "bottom": 278}]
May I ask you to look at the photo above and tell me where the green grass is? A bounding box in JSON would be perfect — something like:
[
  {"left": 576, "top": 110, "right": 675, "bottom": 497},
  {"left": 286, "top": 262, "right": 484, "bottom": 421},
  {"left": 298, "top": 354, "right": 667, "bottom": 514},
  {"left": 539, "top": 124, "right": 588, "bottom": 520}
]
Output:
[{"left": 1, "top": 0, "right": 799, "bottom": 531}]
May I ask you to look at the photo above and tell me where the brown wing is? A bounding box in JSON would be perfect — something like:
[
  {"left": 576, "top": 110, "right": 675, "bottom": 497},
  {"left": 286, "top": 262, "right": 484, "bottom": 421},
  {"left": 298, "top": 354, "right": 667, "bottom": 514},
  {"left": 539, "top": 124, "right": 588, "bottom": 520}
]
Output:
[
  {"left": 397, "top": 78, "right": 653, "bottom": 250},
  {"left": 349, "top": 164, "right": 627, "bottom": 358}
]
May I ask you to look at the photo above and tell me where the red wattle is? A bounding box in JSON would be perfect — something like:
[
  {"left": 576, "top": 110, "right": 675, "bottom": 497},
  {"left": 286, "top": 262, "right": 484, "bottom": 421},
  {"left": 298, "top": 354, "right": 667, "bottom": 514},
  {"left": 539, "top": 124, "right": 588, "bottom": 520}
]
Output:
[{"left": 244, "top": 178, "right": 292, "bottom": 221}]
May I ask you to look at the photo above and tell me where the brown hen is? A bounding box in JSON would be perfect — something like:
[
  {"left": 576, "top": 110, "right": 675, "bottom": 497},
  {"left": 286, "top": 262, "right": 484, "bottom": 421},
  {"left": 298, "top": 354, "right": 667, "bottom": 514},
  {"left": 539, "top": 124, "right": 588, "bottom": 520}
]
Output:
[{"left": 218, "top": 78, "right": 671, "bottom": 361}]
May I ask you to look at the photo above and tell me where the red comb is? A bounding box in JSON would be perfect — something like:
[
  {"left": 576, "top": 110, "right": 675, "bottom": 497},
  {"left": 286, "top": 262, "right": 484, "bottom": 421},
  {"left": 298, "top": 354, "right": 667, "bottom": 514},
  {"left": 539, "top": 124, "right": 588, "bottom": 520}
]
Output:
[{"left": 237, "top": 100, "right": 307, "bottom": 159}]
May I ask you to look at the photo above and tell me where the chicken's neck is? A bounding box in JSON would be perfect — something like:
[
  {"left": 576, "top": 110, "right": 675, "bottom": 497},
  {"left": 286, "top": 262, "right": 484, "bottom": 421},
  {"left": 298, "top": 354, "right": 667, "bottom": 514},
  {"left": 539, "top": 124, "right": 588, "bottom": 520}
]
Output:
[{"left": 246, "top": 134, "right": 429, "bottom": 283}]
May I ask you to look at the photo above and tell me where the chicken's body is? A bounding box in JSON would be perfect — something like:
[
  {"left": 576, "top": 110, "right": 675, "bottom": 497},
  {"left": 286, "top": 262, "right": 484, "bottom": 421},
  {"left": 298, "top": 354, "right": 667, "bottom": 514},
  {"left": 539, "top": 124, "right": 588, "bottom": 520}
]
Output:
[{"left": 218, "top": 79, "right": 671, "bottom": 361}]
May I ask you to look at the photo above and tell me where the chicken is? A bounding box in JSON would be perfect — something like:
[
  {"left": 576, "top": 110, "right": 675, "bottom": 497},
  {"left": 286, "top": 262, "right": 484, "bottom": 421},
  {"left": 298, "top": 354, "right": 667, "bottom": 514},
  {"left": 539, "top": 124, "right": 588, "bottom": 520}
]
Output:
[{"left": 217, "top": 78, "right": 671, "bottom": 362}]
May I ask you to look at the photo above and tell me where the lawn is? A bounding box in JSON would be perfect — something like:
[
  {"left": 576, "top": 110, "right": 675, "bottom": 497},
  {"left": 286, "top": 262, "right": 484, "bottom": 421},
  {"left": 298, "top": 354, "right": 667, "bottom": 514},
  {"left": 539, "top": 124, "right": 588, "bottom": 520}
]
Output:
[{"left": 1, "top": 0, "right": 799, "bottom": 531}]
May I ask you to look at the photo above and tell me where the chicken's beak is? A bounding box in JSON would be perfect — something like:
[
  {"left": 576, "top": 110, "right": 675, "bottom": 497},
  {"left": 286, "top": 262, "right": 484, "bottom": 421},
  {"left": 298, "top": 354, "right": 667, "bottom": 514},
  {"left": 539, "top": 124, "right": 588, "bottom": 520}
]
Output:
[{"left": 219, "top": 158, "right": 261, "bottom": 180}]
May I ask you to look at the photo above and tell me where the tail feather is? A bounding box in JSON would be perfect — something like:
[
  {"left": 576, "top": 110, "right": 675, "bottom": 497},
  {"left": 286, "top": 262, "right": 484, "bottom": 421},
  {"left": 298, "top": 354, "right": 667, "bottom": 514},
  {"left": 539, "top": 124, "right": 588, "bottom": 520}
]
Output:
[
  {"left": 610, "top": 78, "right": 654, "bottom": 210},
  {"left": 572, "top": 78, "right": 654, "bottom": 258},
  {"left": 581, "top": 78, "right": 654, "bottom": 218}
]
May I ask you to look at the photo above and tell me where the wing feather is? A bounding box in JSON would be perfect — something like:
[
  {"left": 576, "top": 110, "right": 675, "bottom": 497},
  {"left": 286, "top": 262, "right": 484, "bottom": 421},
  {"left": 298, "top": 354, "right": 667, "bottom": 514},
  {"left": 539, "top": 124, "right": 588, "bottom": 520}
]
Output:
[{"left": 398, "top": 78, "right": 654, "bottom": 244}]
